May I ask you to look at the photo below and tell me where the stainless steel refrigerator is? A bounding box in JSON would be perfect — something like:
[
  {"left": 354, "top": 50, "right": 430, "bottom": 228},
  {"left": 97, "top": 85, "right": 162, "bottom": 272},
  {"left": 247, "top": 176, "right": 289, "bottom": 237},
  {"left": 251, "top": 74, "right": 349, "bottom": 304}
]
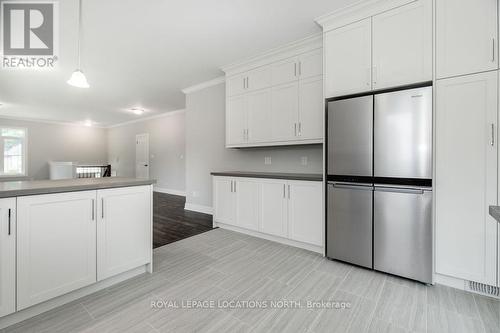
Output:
[{"left": 326, "top": 85, "right": 433, "bottom": 284}]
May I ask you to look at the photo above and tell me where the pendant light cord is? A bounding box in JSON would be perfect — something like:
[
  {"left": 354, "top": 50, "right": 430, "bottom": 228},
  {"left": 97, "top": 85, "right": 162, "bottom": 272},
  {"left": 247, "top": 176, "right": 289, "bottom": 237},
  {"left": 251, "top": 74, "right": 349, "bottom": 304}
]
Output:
[{"left": 77, "top": 0, "right": 83, "bottom": 69}]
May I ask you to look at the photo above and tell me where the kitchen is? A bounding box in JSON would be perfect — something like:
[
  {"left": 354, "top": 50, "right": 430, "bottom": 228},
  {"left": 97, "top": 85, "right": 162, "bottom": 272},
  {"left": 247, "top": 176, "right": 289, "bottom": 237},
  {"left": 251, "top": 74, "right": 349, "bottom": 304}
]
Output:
[{"left": 0, "top": 0, "right": 499, "bottom": 332}]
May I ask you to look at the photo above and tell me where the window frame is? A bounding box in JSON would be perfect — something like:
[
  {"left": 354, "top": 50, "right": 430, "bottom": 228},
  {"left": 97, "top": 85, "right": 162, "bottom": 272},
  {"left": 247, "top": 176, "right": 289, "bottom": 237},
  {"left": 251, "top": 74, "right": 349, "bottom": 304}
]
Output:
[{"left": 0, "top": 126, "right": 28, "bottom": 178}]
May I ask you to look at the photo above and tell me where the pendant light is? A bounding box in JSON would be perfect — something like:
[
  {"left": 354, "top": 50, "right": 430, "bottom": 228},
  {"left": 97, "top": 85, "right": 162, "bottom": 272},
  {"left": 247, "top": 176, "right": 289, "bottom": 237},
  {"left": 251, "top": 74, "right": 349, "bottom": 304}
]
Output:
[{"left": 67, "top": 0, "right": 90, "bottom": 88}]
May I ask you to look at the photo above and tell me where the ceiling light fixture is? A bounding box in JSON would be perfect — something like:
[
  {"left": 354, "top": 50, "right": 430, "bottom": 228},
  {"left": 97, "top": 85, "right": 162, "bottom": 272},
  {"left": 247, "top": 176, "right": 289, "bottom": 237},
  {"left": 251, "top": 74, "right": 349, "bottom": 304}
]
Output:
[
  {"left": 84, "top": 120, "right": 92, "bottom": 127},
  {"left": 67, "top": 0, "right": 90, "bottom": 88},
  {"left": 131, "top": 108, "right": 145, "bottom": 115}
]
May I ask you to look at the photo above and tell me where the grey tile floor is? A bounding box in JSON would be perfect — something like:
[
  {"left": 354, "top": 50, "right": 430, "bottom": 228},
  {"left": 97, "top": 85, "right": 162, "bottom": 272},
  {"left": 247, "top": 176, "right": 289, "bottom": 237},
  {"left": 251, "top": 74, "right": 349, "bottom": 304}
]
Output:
[{"left": 3, "top": 228, "right": 499, "bottom": 333}]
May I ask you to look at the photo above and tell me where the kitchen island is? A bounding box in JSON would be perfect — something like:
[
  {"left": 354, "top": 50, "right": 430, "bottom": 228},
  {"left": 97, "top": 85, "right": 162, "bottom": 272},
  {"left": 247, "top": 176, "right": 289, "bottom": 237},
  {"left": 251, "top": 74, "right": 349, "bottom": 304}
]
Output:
[{"left": 0, "top": 177, "right": 155, "bottom": 329}]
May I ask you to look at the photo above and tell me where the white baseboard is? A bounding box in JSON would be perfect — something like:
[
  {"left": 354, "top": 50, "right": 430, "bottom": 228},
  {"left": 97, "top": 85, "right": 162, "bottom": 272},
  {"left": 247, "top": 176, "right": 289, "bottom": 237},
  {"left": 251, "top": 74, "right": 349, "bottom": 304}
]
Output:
[
  {"left": 184, "top": 203, "right": 213, "bottom": 215},
  {"left": 154, "top": 186, "right": 186, "bottom": 196},
  {"left": 214, "top": 221, "right": 324, "bottom": 254},
  {"left": 0, "top": 265, "right": 148, "bottom": 330}
]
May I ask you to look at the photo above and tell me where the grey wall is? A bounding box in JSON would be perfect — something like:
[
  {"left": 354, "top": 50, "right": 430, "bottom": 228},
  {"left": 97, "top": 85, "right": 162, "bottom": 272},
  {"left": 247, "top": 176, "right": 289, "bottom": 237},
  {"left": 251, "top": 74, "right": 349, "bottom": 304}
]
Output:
[
  {"left": 185, "top": 83, "right": 323, "bottom": 208},
  {"left": 0, "top": 118, "right": 108, "bottom": 180},
  {"left": 107, "top": 111, "right": 186, "bottom": 193}
]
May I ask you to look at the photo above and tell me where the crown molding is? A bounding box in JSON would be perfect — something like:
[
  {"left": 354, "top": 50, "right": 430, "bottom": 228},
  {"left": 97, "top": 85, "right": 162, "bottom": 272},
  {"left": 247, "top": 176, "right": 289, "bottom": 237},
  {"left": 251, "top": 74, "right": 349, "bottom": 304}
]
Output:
[
  {"left": 315, "top": 0, "right": 416, "bottom": 32},
  {"left": 181, "top": 76, "right": 226, "bottom": 95},
  {"left": 107, "top": 109, "right": 185, "bottom": 128},
  {"left": 221, "top": 33, "right": 322, "bottom": 76}
]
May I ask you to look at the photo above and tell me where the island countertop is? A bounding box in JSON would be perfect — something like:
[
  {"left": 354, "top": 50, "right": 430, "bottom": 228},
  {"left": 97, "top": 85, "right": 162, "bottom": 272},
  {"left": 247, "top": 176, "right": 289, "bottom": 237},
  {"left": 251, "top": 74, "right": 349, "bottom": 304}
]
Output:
[{"left": 0, "top": 177, "right": 156, "bottom": 198}]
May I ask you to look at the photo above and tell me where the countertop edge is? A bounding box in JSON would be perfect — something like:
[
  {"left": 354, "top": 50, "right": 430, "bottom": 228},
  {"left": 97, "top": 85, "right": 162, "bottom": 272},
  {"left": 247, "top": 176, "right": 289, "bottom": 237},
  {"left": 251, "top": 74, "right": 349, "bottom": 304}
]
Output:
[
  {"left": 0, "top": 179, "right": 156, "bottom": 198},
  {"left": 210, "top": 172, "right": 323, "bottom": 182}
]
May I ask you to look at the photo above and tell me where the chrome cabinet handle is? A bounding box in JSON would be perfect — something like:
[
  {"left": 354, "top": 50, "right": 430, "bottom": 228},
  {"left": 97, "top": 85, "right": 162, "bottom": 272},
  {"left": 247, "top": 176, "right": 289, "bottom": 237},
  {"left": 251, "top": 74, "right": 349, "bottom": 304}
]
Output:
[
  {"left": 493, "top": 38, "right": 496, "bottom": 62},
  {"left": 246, "top": 77, "right": 249, "bottom": 89},
  {"left": 101, "top": 198, "right": 104, "bottom": 219},
  {"left": 298, "top": 122, "right": 302, "bottom": 136},
  {"left": 92, "top": 199, "right": 95, "bottom": 221},
  {"left": 491, "top": 123, "right": 495, "bottom": 146},
  {"left": 294, "top": 63, "right": 297, "bottom": 77},
  {"left": 298, "top": 61, "right": 302, "bottom": 76},
  {"left": 294, "top": 123, "right": 297, "bottom": 136},
  {"left": 243, "top": 78, "right": 245, "bottom": 90},
  {"left": 288, "top": 185, "right": 291, "bottom": 199},
  {"left": 230, "top": 181, "right": 233, "bottom": 193},
  {"left": 283, "top": 184, "right": 286, "bottom": 198},
  {"left": 234, "top": 181, "right": 236, "bottom": 193},
  {"left": 8, "top": 208, "right": 11, "bottom": 235}
]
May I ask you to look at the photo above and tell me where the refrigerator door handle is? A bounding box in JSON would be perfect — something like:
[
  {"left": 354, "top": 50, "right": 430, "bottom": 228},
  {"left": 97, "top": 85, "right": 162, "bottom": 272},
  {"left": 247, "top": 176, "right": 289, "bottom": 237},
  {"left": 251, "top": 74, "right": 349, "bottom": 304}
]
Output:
[
  {"left": 330, "top": 182, "right": 373, "bottom": 190},
  {"left": 374, "top": 186, "right": 425, "bottom": 195}
]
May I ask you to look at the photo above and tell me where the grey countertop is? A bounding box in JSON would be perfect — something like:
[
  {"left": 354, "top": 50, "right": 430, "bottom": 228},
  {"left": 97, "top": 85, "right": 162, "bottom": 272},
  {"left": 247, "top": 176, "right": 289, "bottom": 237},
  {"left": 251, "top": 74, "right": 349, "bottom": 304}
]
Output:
[
  {"left": 489, "top": 206, "right": 500, "bottom": 224},
  {"left": 0, "top": 177, "right": 156, "bottom": 198},
  {"left": 211, "top": 171, "right": 323, "bottom": 182}
]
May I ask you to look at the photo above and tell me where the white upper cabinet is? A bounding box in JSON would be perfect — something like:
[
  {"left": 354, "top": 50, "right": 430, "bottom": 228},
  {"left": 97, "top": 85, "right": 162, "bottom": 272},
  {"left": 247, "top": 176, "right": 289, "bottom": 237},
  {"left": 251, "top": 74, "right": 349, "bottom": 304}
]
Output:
[
  {"left": 436, "top": 0, "right": 498, "bottom": 79},
  {"left": 435, "top": 71, "right": 498, "bottom": 286},
  {"left": 299, "top": 76, "right": 323, "bottom": 140},
  {"left": 0, "top": 198, "right": 15, "bottom": 318},
  {"left": 97, "top": 186, "right": 151, "bottom": 281},
  {"left": 17, "top": 191, "right": 97, "bottom": 310},
  {"left": 325, "top": 18, "right": 372, "bottom": 97},
  {"left": 372, "top": 0, "right": 432, "bottom": 89},
  {"left": 223, "top": 36, "right": 323, "bottom": 148}
]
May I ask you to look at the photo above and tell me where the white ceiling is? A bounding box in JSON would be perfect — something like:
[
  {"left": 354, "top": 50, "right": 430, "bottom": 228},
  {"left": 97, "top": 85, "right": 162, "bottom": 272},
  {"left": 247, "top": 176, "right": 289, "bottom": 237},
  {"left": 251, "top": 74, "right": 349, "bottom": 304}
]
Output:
[{"left": 0, "top": 0, "right": 358, "bottom": 127}]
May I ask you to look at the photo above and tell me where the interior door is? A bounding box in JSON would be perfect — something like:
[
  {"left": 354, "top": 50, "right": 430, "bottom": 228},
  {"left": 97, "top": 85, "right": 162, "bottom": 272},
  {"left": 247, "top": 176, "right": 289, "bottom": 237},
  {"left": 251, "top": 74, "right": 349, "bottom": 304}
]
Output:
[
  {"left": 235, "top": 179, "right": 260, "bottom": 231},
  {"left": 271, "top": 82, "right": 299, "bottom": 142},
  {"left": 298, "top": 76, "right": 323, "bottom": 140},
  {"left": 17, "top": 191, "right": 97, "bottom": 310},
  {"left": 260, "top": 179, "right": 288, "bottom": 238},
  {"left": 374, "top": 186, "right": 432, "bottom": 283},
  {"left": 324, "top": 18, "right": 372, "bottom": 97},
  {"left": 97, "top": 186, "right": 151, "bottom": 280},
  {"left": 436, "top": 0, "right": 498, "bottom": 79},
  {"left": 327, "top": 183, "right": 373, "bottom": 269},
  {"left": 135, "top": 133, "right": 150, "bottom": 179},
  {"left": 435, "top": 71, "right": 498, "bottom": 285},
  {"left": 327, "top": 95, "right": 373, "bottom": 176},
  {"left": 227, "top": 95, "right": 247, "bottom": 146},
  {"left": 247, "top": 89, "right": 272, "bottom": 143},
  {"left": 0, "top": 198, "right": 15, "bottom": 317},
  {"left": 372, "top": 0, "right": 432, "bottom": 89},
  {"left": 374, "top": 86, "right": 432, "bottom": 179}
]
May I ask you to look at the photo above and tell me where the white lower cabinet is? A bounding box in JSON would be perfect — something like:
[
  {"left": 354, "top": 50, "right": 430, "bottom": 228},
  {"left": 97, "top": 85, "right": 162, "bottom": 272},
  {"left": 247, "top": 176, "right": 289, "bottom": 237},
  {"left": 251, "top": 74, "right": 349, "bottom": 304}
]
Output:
[
  {"left": 435, "top": 71, "right": 498, "bottom": 286},
  {"left": 0, "top": 198, "right": 16, "bottom": 317},
  {"left": 97, "top": 186, "right": 152, "bottom": 281},
  {"left": 288, "top": 181, "right": 323, "bottom": 246},
  {"left": 17, "top": 191, "right": 97, "bottom": 310},
  {"left": 213, "top": 176, "right": 323, "bottom": 249}
]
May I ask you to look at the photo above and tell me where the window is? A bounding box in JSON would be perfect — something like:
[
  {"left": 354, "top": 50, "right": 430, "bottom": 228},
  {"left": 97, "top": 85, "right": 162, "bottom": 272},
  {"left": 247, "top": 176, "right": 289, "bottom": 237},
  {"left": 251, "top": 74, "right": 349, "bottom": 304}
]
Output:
[{"left": 0, "top": 127, "right": 27, "bottom": 177}]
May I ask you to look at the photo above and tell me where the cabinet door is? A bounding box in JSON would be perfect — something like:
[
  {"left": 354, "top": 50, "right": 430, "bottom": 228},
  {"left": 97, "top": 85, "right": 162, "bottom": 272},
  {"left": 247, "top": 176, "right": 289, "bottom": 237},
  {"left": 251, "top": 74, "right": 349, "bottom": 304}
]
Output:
[
  {"left": 234, "top": 179, "right": 260, "bottom": 231},
  {"left": 227, "top": 73, "right": 247, "bottom": 97},
  {"left": 247, "top": 65, "right": 272, "bottom": 92},
  {"left": 247, "top": 89, "right": 272, "bottom": 143},
  {"left": 226, "top": 95, "right": 247, "bottom": 146},
  {"left": 298, "top": 76, "right": 323, "bottom": 140},
  {"left": 17, "top": 191, "right": 97, "bottom": 310},
  {"left": 272, "top": 56, "right": 298, "bottom": 86},
  {"left": 0, "top": 198, "right": 15, "bottom": 317},
  {"left": 97, "top": 186, "right": 151, "bottom": 281},
  {"left": 213, "top": 177, "right": 235, "bottom": 225},
  {"left": 298, "top": 49, "right": 323, "bottom": 79},
  {"left": 324, "top": 18, "right": 372, "bottom": 97},
  {"left": 436, "top": 0, "right": 497, "bottom": 79},
  {"left": 271, "top": 82, "right": 299, "bottom": 142},
  {"left": 436, "top": 72, "right": 498, "bottom": 285},
  {"left": 288, "top": 181, "right": 323, "bottom": 246},
  {"left": 260, "top": 180, "right": 288, "bottom": 238},
  {"left": 372, "top": 0, "right": 432, "bottom": 90}
]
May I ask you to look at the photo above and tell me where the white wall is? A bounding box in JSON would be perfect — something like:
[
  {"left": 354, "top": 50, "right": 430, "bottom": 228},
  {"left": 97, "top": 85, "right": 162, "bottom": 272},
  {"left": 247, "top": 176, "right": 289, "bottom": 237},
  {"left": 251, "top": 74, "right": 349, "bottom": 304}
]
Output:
[
  {"left": 107, "top": 111, "right": 186, "bottom": 194},
  {"left": 0, "top": 118, "right": 108, "bottom": 180},
  {"left": 185, "top": 83, "right": 323, "bottom": 209}
]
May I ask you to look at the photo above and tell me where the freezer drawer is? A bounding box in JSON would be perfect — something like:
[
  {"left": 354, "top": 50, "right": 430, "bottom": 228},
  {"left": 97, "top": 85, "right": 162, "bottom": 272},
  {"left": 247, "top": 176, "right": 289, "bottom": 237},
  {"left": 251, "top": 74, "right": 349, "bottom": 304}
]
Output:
[
  {"left": 327, "top": 96, "right": 373, "bottom": 177},
  {"left": 374, "top": 86, "right": 432, "bottom": 179},
  {"left": 327, "top": 182, "right": 373, "bottom": 269},
  {"left": 374, "top": 186, "right": 432, "bottom": 283}
]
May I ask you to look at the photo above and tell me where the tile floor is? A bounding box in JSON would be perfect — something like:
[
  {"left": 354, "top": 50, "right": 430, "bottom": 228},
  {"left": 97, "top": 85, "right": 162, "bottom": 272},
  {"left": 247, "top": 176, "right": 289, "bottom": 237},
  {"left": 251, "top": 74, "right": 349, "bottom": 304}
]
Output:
[{"left": 3, "top": 228, "right": 499, "bottom": 333}]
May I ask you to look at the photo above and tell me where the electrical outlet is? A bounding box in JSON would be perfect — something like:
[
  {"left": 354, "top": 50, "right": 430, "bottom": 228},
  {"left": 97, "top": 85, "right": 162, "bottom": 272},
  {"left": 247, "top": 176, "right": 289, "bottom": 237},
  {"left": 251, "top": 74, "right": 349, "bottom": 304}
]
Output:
[
  {"left": 301, "top": 156, "right": 308, "bottom": 166},
  {"left": 264, "top": 156, "right": 272, "bottom": 165}
]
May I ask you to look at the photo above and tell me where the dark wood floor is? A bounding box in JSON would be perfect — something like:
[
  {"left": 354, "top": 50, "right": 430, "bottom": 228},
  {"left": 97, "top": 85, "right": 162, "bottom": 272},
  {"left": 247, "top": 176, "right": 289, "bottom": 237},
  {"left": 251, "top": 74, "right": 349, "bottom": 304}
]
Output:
[{"left": 153, "top": 192, "right": 214, "bottom": 248}]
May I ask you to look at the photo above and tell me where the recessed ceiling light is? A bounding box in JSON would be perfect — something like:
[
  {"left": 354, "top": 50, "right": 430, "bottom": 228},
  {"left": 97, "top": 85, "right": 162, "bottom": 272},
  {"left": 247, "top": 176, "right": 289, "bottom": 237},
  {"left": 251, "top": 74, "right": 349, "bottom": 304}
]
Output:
[
  {"left": 130, "top": 107, "right": 145, "bottom": 115},
  {"left": 84, "top": 120, "right": 92, "bottom": 127}
]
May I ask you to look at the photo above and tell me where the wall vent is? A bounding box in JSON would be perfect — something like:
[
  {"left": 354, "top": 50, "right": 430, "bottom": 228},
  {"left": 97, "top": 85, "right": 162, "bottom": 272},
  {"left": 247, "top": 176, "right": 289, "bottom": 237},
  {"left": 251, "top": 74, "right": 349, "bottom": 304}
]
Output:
[{"left": 467, "top": 281, "right": 500, "bottom": 298}]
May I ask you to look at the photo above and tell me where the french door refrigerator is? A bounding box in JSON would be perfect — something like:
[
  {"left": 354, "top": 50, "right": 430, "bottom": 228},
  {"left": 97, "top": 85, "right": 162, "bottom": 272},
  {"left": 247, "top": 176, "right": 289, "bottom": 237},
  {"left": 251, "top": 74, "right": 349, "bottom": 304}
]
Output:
[{"left": 326, "top": 85, "right": 433, "bottom": 284}]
